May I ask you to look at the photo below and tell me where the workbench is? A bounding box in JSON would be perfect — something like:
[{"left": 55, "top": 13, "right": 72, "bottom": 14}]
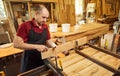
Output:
[
  {"left": 17, "top": 37, "right": 120, "bottom": 76},
  {"left": 0, "top": 43, "right": 23, "bottom": 76},
  {"left": 51, "top": 22, "right": 109, "bottom": 42},
  {"left": 0, "top": 43, "right": 23, "bottom": 58},
  {"left": 18, "top": 44, "right": 120, "bottom": 76},
  {"left": 46, "top": 44, "right": 120, "bottom": 76}
]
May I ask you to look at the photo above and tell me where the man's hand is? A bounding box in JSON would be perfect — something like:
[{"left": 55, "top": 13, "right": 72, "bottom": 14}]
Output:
[
  {"left": 46, "top": 39, "right": 57, "bottom": 48},
  {"left": 35, "top": 45, "right": 48, "bottom": 52}
]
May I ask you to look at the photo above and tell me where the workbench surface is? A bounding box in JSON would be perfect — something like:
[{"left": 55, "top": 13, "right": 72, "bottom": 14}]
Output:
[
  {"left": 0, "top": 43, "right": 23, "bottom": 58},
  {"left": 51, "top": 23, "right": 109, "bottom": 41},
  {"left": 51, "top": 47, "right": 120, "bottom": 76}
]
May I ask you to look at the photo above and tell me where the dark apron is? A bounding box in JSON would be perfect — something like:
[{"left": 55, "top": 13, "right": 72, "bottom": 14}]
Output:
[{"left": 20, "top": 22, "right": 47, "bottom": 73}]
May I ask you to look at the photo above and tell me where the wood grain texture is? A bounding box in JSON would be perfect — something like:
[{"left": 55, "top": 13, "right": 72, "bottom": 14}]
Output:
[
  {"left": 80, "top": 47, "right": 120, "bottom": 69},
  {"left": 51, "top": 23, "right": 109, "bottom": 42},
  {"left": 51, "top": 47, "right": 120, "bottom": 76},
  {"left": 41, "top": 37, "right": 87, "bottom": 59},
  {"left": 3, "top": 0, "right": 58, "bottom": 2},
  {"left": 0, "top": 45, "right": 23, "bottom": 58},
  {"left": 56, "top": 52, "right": 113, "bottom": 76}
]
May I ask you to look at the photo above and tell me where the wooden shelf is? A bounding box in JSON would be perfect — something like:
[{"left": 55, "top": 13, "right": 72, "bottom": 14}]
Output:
[
  {"left": 3, "top": 0, "right": 76, "bottom": 36},
  {"left": 32, "top": 0, "right": 58, "bottom": 3},
  {"left": 2, "top": 0, "right": 31, "bottom": 2},
  {"left": 3, "top": 0, "right": 58, "bottom": 2}
]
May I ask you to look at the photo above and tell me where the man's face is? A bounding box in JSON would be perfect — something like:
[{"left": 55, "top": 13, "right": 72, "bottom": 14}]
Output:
[{"left": 36, "top": 8, "right": 49, "bottom": 26}]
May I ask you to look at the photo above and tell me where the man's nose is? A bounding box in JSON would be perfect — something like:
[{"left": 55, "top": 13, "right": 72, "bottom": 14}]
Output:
[{"left": 43, "top": 18, "right": 47, "bottom": 22}]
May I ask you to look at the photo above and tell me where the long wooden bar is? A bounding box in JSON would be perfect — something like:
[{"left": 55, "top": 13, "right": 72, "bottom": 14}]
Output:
[
  {"left": 42, "top": 37, "right": 87, "bottom": 59},
  {"left": 51, "top": 23, "right": 109, "bottom": 42}
]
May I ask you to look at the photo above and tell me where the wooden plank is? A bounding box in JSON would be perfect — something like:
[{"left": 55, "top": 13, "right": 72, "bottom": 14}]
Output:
[
  {"left": 32, "top": 0, "right": 58, "bottom": 3},
  {"left": 2, "top": 0, "right": 30, "bottom": 2},
  {"left": 3, "top": 1, "right": 17, "bottom": 41},
  {"left": 49, "top": 46, "right": 119, "bottom": 76},
  {"left": 57, "top": 0, "right": 66, "bottom": 24},
  {"left": 93, "top": 54, "right": 120, "bottom": 69},
  {"left": 41, "top": 40, "right": 76, "bottom": 59},
  {"left": 87, "top": 26, "right": 109, "bottom": 40},
  {"left": 63, "top": 55, "right": 93, "bottom": 74},
  {"left": 42, "top": 37, "right": 87, "bottom": 59},
  {"left": 0, "top": 44, "right": 23, "bottom": 58},
  {"left": 51, "top": 23, "right": 109, "bottom": 42},
  {"left": 60, "top": 51, "right": 77, "bottom": 62},
  {"left": 67, "top": 59, "right": 93, "bottom": 76},
  {"left": 65, "top": 25, "right": 108, "bottom": 41},
  {"left": 81, "top": 47, "right": 120, "bottom": 69},
  {"left": 81, "top": 47, "right": 99, "bottom": 56},
  {"left": 76, "top": 64, "right": 113, "bottom": 76},
  {"left": 76, "top": 37, "right": 87, "bottom": 46},
  {"left": 50, "top": 3, "right": 54, "bottom": 22},
  {"left": 66, "top": 60, "right": 93, "bottom": 74},
  {"left": 112, "top": 34, "right": 120, "bottom": 53},
  {"left": 59, "top": 50, "right": 115, "bottom": 75},
  {"left": 27, "top": 2, "right": 32, "bottom": 20},
  {"left": 3, "top": 0, "right": 58, "bottom": 3},
  {"left": 62, "top": 54, "right": 84, "bottom": 69}
]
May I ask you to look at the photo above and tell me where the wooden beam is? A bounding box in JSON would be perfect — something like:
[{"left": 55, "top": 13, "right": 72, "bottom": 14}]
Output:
[
  {"left": 41, "top": 37, "right": 87, "bottom": 59},
  {"left": 31, "top": 0, "right": 58, "bottom": 3},
  {"left": 2, "top": 0, "right": 31, "bottom": 2},
  {"left": 42, "top": 40, "right": 75, "bottom": 59},
  {"left": 2, "top": 0, "right": 58, "bottom": 3},
  {"left": 50, "top": 3, "right": 54, "bottom": 22},
  {"left": 27, "top": 2, "right": 32, "bottom": 20},
  {"left": 76, "top": 37, "right": 87, "bottom": 46}
]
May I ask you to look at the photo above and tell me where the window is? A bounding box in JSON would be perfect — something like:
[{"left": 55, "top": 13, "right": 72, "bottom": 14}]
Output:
[
  {"left": 75, "top": 0, "right": 84, "bottom": 23},
  {"left": 0, "top": 0, "right": 6, "bottom": 19},
  {"left": 75, "top": 0, "right": 83, "bottom": 15}
]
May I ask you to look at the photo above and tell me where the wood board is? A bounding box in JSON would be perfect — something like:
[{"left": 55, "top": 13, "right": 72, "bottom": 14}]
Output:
[
  {"left": 41, "top": 37, "right": 87, "bottom": 59},
  {"left": 51, "top": 51, "right": 114, "bottom": 76},
  {"left": 0, "top": 44, "right": 23, "bottom": 58},
  {"left": 51, "top": 23, "right": 109, "bottom": 42},
  {"left": 50, "top": 47, "right": 120, "bottom": 76},
  {"left": 80, "top": 47, "right": 120, "bottom": 69}
]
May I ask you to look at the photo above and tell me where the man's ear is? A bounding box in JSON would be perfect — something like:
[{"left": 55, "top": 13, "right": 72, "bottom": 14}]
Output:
[
  {"left": 33, "top": 11, "right": 38, "bottom": 18},
  {"left": 33, "top": 10, "right": 38, "bottom": 15}
]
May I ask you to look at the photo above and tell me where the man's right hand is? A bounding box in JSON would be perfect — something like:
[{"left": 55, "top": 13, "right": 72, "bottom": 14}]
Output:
[
  {"left": 13, "top": 36, "right": 48, "bottom": 52},
  {"left": 35, "top": 45, "right": 48, "bottom": 52}
]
